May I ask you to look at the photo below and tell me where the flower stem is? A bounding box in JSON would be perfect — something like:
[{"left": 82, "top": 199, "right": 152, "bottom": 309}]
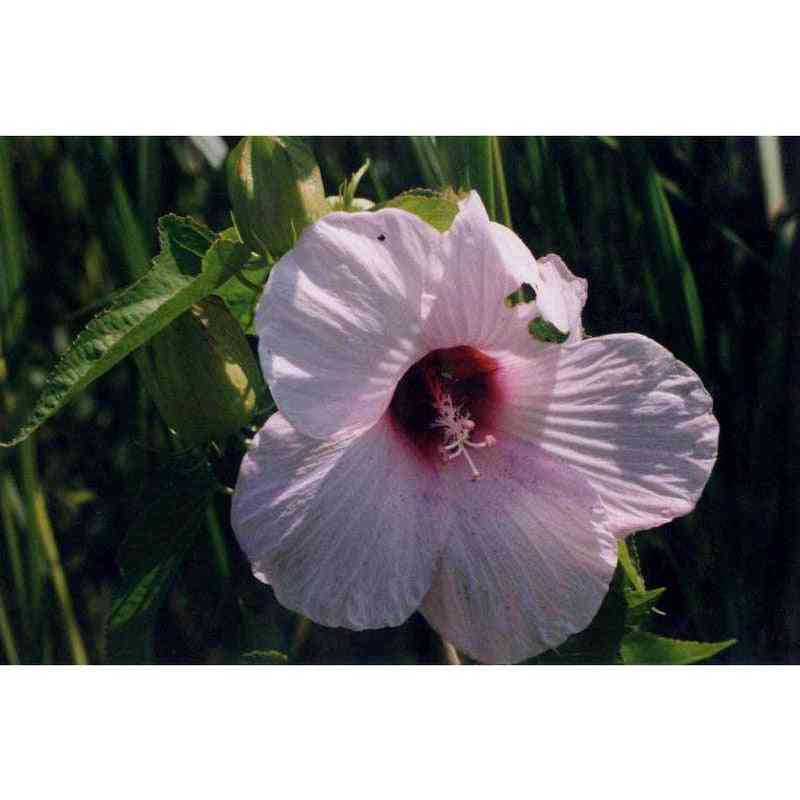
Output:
[
  {"left": 441, "top": 638, "right": 461, "bottom": 665},
  {"left": 290, "top": 615, "right": 312, "bottom": 660}
]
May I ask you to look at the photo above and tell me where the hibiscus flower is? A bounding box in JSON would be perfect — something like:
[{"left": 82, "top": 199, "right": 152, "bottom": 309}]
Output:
[{"left": 231, "top": 192, "right": 719, "bottom": 664}]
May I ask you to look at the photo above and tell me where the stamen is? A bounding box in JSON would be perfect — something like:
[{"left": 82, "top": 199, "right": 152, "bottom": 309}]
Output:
[
  {"left": 465, "top": 434, "right": 496, "bottom": 450},
  {"left": 428, "top": 372, "right": 496, "bottom": 481},
  {"left": 460, "top": 446, "right": 482, "bottom": 481}
]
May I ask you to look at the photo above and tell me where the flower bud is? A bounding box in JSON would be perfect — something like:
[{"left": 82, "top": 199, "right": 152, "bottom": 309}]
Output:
[
  {"left": 139, "top": 296, "right": 265, "bottom": 444},
  {"left": 226, "top": 136, "right": 328, "bottom": 258}
]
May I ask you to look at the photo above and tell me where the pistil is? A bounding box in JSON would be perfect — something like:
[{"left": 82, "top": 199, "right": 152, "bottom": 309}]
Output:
[{"left": 429, "top": 375, "right": 496, "bottom": 480}]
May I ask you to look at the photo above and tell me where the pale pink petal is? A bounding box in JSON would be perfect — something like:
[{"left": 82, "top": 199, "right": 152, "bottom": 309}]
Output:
[
  {"left": 256, "top": 209, "right": 440, "bottom": 439},
  {"left": 420, "top": 434, "right": 617, "bottom": 664},
  {"left": 494, "top": 333, "right": 719, "bottom": 538},
  {"left": 421, "top": 193, "right": 540, "bottom": 353},
  {"left": 231, "top": 412, "right": 450, "bottom": 630},
  {"left": 488, "top": 219, "right": 538, "bottom": 283},
  {"left": 534, "top": 254, "right": 587, "bottom": 343},
  {"left": 484, "top": 221, "right": 556, "bottom": 355}
]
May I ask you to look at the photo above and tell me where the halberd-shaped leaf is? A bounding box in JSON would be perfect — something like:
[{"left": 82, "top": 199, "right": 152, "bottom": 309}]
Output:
[
  {"left": 620, "top": 630, "right": 736, "bottom": 665},
  {"left": 1, "top": 216, "right": 249, "bottom": 447}
]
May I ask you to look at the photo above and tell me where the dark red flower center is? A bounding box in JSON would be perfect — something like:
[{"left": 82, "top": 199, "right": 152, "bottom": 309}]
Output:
[{"left": 389, "top": 346, "right": 500, "bottom": 468}]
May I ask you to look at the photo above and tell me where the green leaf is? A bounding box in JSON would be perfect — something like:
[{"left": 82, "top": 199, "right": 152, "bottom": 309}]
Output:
[
  {"left": 624, "top": 587, "right": 667, "bottom": 630},
  {"left": 625, "top": 586, "right": 666, "bottom": 611},
  {"left": 106, "top": 544, "right": 193, "bottom": 664},
  {"left": 617, "top": 538, "right": 646, "bottom": 592},
  {"left": 528, "top": 316, "right": 569, "bottom": 344},
  {"left": 341, "top": 159, "right": 370, "bottom": 210},
  {"left": 105, "top": 452, "right": 216, "bottom": 663},
  {"left": 620, "top": 631, "right": 736, "bottom": 665},
  {"left": 207, "top": 224, "right": 269, "bottom": 334},
  {"left": 240, "top": 649, "right": 289, "bottom": 665},
  {"left": 217, "top": 264, "right": 270, "bottom": 335},
  {"left": 159, "top": 214, "right": 216, "bottom": 268},
  {"left": 1, "top": 216, "right": 248, "bottom": 447},
  {"left": 380, "top": 191, "right": 459, "bottom": 233}
]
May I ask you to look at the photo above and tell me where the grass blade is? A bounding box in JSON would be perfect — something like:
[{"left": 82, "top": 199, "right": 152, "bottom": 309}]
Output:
[
  {"left": 0, "top": 587, "right": 19, "bottom": 664},
  {"left": 18, "top": 436, "right": 88, "bottom": 664},
  {"left": 492, "top": 137, "right": 512, "bottom": 228},
  {"left": 409, "top": 136, "right": 445, "bottom": 188},
  {"left": 436, "top": 136, "right": 496, "bottom": 219}
]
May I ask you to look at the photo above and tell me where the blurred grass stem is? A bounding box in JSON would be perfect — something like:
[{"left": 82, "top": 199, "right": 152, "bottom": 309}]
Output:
[
  {"left": 758, "top": 137, "right": 795, "bottom": 242},
  {"left": 0, "top": 589, "right": 19, "bottom": 664},
  {"left": 1, "top": 474, "right": 28, "bottom": 632},
  {"left": 491, "top": 137, "right": 512, "bottom": 228},
  {"left": 18, "top": 437, "right": 88, "bottom": 664},
  {"left": 205, "top": 503, "right": 231, "bottom": 582}
]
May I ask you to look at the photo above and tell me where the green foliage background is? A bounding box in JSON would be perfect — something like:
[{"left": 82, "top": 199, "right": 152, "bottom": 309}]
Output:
[{"left": 0, "top": 136, "right": 796, "bottom": 664}]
